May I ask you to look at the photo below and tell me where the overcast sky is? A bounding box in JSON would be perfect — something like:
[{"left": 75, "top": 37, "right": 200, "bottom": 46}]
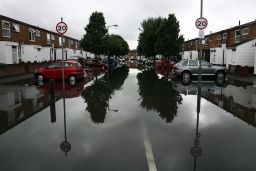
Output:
[{"left": 1, "top": 0, "right": 256, "bottom": 49}]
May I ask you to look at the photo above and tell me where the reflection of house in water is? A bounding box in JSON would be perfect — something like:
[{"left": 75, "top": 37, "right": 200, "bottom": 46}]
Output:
[
  {"left": 174, "top": 81, "right": 256, "bottom": 127},
  {"left": 0, "top": 85, "right": 50, "bottom": 134}
]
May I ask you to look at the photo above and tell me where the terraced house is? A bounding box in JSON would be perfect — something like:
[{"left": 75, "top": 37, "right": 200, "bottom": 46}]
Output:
[
  {"left": 182, "top": 20, "right": 256, "bottom": 75},
  {"left": 0, "top": 15, "right": 93, "bottom": 64}
]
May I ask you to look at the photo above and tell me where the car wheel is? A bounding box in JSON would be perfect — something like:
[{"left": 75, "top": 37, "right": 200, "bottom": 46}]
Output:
[
  {"left": 182, "top": 71, "right": 191, "bottom": 84},
  {"left": 215, "top": 71, "right": 225, "bottom": 79},
  {"left": 69, "top": 75, "right": 76, "bottom": 85},
  {"left": 37, "top": 74, "right": 44, "bottom": 81}
]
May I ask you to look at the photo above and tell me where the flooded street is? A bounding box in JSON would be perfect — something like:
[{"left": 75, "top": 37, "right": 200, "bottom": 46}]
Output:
[{"left": 0, "top": 66, "right": 256, "bottom": 171}]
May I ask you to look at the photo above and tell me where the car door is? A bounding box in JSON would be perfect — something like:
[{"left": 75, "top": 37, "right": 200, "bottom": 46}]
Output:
[
  {"left": 46, "top": 63, "right": 61, "bottom": 78},
  {"left": 188, "top": 60, "right": 199, "bottom": 75},
  {"left": 201, "top": 61, "right": 215, "bottom": 75}
]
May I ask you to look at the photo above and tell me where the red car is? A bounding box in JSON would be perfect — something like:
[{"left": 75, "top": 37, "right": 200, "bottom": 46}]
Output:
[
  {"left": 155, "top": 60, "right": 175, "bottom": 70},
  {"left": 85, "top": 59, "right": 108, "bottom": 70},
  {"left": 34, "top": 61, "right": 85, "bottom": 82}
]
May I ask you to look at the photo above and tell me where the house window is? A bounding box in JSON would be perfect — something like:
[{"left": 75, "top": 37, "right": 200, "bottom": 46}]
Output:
[
  {"left": 75, "top": 42, "right": 78, "bottom": 49},
  {"left": 242, "top": 28, "right": 249, "bottom": 35},
  {"left": 29, "top": 28, "right": 36, "bottom": 42},
  {"left": 2, "top": 20, "right": 11, "bottom": 37},
  {"left": 35, "top": 30, "right": 40, "bottom": 37},
  {"left": 13, "top": 23, "right": 20, "bottom": 32},
  {"left": 223, "top": 33, "right": 227, "bottom": 39},
  {"left": 68, "top": 39, "right": 71, "bottom": 47},
  {"left": 51, "top": 34, "right": 55, "bottom": 40},
  {"left": 47, "top": 33, "right": 51, "bottom": 44},
  {"left": 217, "top": 34, "right": 222, "bottom": 40},
  {"left": 235, "top": 30, "right": 241, "bottom": 43},
  {"left": 59, "top": 37, "right": 62, "bottom": 46},
  {"left": 70, "top": 40, "right": 74, "bottom": 45}
]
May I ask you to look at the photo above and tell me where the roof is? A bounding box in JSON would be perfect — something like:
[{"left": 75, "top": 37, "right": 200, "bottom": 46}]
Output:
[
  {"left": 0, "top": 15, "right": 80, "bottom": 41},
  {"left": 227, "top": 38, "right": 256, "bottom": 48}
]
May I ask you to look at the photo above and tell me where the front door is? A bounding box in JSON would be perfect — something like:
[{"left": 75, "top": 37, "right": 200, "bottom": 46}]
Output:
[{"left": 12, "top": 46, "right": 18, "bottom": 63}]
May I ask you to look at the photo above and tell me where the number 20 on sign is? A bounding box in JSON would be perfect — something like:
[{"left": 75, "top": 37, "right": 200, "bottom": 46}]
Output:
[
  {"left": 56, "top": 22, "right": 68, "bottom": 35},
  {"left": 195, "top": 17, "right": 208, "bottom": 30}
]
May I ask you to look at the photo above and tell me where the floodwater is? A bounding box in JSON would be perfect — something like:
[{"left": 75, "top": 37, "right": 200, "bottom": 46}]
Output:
[{"left": 0, "top": 65, "right": 256, "bottom": 171}]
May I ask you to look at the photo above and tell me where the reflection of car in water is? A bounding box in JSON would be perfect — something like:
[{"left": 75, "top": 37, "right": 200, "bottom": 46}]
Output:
[
  {"left": 36, "top": 80, "right": 85, "bottom": 98},
  {"left": 173, "top": 78, "right": 227, "bottom": 96}
]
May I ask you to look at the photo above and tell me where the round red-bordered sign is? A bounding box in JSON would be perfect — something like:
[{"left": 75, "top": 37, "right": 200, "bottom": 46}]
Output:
[
  {"left": 56, "top": 22, "right": 68, "bottom": 35},
  {"left": 195, "top": 17, "right": 208, "bottom": 30}
]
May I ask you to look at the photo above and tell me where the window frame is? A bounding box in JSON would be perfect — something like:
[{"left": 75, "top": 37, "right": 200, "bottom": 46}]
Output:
[
  {"left": 47, "top": 33, "right": 51, "bottom": 44},
  {"left": 29, "top": 28, "right": 36, "bottom": 42},
  {"left": 235, "top": 30, "right": 241, "bottom": 43},
  {"left": 13, "top": 23, "right": 20, "bottom": 32},
  {"left": 242, "top": 28, "right": 249, "bottom": 35},
  {"left": 35, "top": 30, "right": 40, "bottom": 37},
  {"left": 2, "top": 20, "right": 11, "bottom": 38},
  {"left": 223, "top": 33, "right": 227, "bottom": 39}
]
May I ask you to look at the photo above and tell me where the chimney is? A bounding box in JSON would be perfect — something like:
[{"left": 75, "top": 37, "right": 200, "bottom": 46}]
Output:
[
  {"left": 210, "top": 31, "right": 212, "bottom": 34},
  {"left": 239, "top": 20, "right": 241, "bottom": 26}
]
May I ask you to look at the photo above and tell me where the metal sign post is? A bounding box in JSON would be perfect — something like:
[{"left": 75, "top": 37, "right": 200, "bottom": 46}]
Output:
[{"left": 56, "top": 18, "right": 68, "bottom": 91}]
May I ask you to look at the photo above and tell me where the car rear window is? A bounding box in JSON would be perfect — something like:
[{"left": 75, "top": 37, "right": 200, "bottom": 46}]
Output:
[
  {"left": 182, "top": 60, "right": 188, "bottom": 66},
  {"left": 201, "top": 61, "right": 210, "bottom": 66},
  {"left": 76, "top": 63, "right": 82, "bottom": 68},
  {"left": 49, "top": 63, "right": 61, "bottom": 69},
  {"left": 189, "top": 60, "right": 198, "bottom": 66},
  {"left": 64, "top": 63, "right": 73, "bottom": 68}
]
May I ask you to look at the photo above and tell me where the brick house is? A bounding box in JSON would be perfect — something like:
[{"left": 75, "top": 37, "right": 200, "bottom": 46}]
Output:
[
  {"left": 182, "top": 20, "right": 256, "bottom": 75},
  {"left": 0, "top": 15, "right": 92, "bottom": 64}
]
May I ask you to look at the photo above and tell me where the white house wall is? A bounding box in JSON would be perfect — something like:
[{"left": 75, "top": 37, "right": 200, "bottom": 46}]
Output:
[
  {"left": 210, "top": 47, "right": 226, "bottom": 65},
  {"left": 226, "top": 39, "right": 256, "bottom": 68},
  {"left": 183, "top": 51, "right": 198, "bottom": 60},
  {"left": 0, "top": 41, "right": 19, "bottom": 64}
]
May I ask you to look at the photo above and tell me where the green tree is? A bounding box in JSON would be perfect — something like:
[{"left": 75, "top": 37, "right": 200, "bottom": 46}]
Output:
[
  {"left": 137, "top": 17, "right": 163, "bottom": 58},
  {"left": 155, "top": 14, "right": 184, "bottom": 60},
  {"left": 80, "top": 11, "right": 107, "bottom": 58},
  {"left": 105, "top": 34, "right": 129, "bottom": 57}
]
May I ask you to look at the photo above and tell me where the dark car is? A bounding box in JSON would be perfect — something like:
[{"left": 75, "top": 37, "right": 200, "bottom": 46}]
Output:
[
  {"left": 85, "top": 59, "right": 108, "bottom": 70},
  {"left": 155, "top": 60, "right": 176, "bottom": 70},
  {"left": 102, "top": 58, "right": 118, "bottom": 70},
  {"left": 34, "top": 60, "right": 85, "bottom": 82},
  {"left": 173, "top": 59, "right": 228, "bottom": 83}
]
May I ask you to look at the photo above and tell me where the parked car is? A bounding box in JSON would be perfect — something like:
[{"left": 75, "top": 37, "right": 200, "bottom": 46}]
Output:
[
  {"left": 85, "top": 59, "right": 108, "bottom": 70},
  {"left": 155, "top": 60, "right": 176, "bottom": 70},
  {"left": 102, "top": 58, "right": 118, "bottom": 70},
  {"left": 34, "top": 61, "right": 85, "bottom": 82},
  {"left": 173, "top": 59, "right": 228, "bottom": 83}
]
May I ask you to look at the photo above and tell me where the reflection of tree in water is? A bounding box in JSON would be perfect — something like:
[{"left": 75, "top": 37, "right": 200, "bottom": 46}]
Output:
[
  {"left": 82, "top": 65, "right": 129, "bottom": 124},
  {"left": 137, "top": 70, "right": 182, "bottom": 123}
]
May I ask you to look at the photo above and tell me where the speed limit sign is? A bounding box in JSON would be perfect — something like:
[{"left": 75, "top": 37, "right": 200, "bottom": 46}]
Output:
[
  {"left": 56, "top": 21, "right": 68, "bottom": 35},
  {"left": 195, "top": 17, "right": 208, "bottom": 30}
]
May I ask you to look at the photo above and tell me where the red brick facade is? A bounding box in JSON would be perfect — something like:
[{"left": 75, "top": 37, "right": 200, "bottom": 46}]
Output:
[{"left": 0, "top": 15, "right": 81, "bottom": 50}]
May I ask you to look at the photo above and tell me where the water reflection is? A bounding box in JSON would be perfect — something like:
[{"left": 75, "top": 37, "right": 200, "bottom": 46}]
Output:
[
  {"left": 174, "top": 78, "right": 256, "bottom": 128},
  {"left": 137, "top": 69, "right": 182, "bottom": 123},
  {"left": 81, "top": 65, "right": 129, "bottom": 124},
  {"left": 191, "top": 78, "right": 203, "bottom": 171},
  {"left": 0, "top": 85, "right": 50, "bottom": 135}
]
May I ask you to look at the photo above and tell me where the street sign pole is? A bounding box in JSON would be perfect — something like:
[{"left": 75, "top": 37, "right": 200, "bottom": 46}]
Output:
[{"left": 61, "top": 17, "right": 65, "bottom": 91}]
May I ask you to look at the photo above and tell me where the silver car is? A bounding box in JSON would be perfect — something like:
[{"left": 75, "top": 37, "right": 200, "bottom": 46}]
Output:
[{"left": 173, "top": 60, "right": 228, "bottom": 82}]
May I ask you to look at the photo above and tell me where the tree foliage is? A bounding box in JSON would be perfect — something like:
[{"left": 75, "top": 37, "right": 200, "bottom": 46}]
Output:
[
  {"left": 80, "top": 11, "right": 107, "bottom": 56},
  {"left": 105, "top": 34, "right": 129, "bottom": 56},
  {"left": 137, "top": 17, "right": 162, "bottom": 58},
  {"left": 137, "top": 69, "right": 182, "bottom": 123},
  {"left": 137, "top": 14, "right": 184, "bottom": 60}
]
